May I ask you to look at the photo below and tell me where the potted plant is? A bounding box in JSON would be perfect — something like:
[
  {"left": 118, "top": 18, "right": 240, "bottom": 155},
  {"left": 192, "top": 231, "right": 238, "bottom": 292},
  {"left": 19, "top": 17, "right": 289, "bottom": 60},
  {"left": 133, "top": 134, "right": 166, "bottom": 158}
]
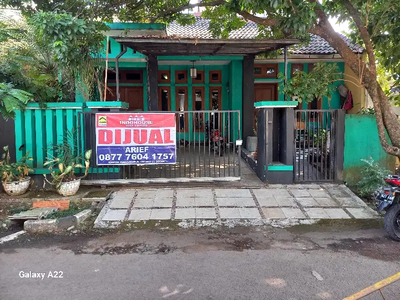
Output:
[
  {"left": 43, "top": 135, "right": 92, "bottom": 196},
  {"left": 0, "top": 146, "right": 33, "bottom": 196}
]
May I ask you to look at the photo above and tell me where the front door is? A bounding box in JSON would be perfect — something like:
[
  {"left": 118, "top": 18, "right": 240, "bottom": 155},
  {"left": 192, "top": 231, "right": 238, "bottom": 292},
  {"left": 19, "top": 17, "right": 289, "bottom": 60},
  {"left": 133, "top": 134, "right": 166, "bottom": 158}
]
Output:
[
  {"left": 254, "top": 83, "right": 278, "bottom": 102},
  {"left": 124, "top": 87, "right": 144, "bottom": 111}
]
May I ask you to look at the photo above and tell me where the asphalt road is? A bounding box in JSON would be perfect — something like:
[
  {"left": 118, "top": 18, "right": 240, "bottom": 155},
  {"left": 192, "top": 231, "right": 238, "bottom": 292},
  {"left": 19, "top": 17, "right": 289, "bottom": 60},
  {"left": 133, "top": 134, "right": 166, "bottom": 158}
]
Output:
[{"left": 1, "top": 224, "right": 400, "bottom": 300}]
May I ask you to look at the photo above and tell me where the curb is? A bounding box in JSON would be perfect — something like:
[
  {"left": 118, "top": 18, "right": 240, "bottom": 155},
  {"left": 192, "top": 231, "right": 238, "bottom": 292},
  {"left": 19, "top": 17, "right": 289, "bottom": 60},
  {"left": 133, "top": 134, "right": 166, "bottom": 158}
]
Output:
[{"left": 24, "top": 209, "right": 93, "bottom": 233}]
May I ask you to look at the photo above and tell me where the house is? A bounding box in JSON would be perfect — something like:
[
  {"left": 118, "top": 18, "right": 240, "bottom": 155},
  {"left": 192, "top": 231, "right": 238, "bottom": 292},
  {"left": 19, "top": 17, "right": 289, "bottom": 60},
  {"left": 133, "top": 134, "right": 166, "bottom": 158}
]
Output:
[
  {"left": 11, "top": 17, "right": 378, "bottom": 186},
  {"left": 83, "top": 18, "right": 367, "bottom": 149}
]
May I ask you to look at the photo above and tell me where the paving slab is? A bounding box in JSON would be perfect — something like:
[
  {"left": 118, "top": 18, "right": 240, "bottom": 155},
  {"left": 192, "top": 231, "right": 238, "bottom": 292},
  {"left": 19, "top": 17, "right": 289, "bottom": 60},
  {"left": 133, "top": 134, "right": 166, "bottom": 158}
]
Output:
[
  {"left": 256, "top": 197, "right": 279, "bottom": 207},
  {"left": 346, "top": 207, "right": 379, "bottom": 219},
  {"left": 152, "top": 198, "right": 173, "bottom": 208},
  {"left": 176, "top": 189, "right": 213, "bottom": 199},
  {"left": 238, "top": 208, "right": 261, "bottom": 219},
  {"left": 195, "top": 197, "right": 215, "bottom": 207},
  {"left": 308, "top": 189, "right": 331, "bottom": 198},
  {"left": 262, "top": 208, "right": 285, "bottom": 219},
  {"left": 270, "top": 189, "right": 292, "bottom": 198},
  {"left": 113, "top": 190, "right": 135, "bottom": 200},
  {"left": 304, "top": 208, "right": 330, "bottom": 219},
  {"left": 289, "top": 189, "right": 312, "bottom": 198},
  {"left": 274, "top": 197, "right": 298, "bottom": 207},
  {"left": 314, "top": 197, "right": 339, "bottom": 207},
  {"left": 109, "top": 198, "right": 132, "bottom": 209},
  {"left": 217, "top": 197, "right": 256, "bottom": 207},
  {"left": 102, "top": 209, "right": 127, "bottom": 221},
  {"left": 196, "top": 208, "right": 217, "bottom": 219},
  {"left": 325, "top": 186, "right": 352, "bottom": 198},
  {"left": 252, "top": 189, "right": 275, "bottom": 200},
  {"left": 324, "top": 208, "right": 351, "bottom": 219},
  {"left": 219, "top": 208, "right": 241, "bottom": 219},
  {"left": 133, "top": 198, "right": 154, "bottom": 208},
  {"left": 281, "top": 208, "right": 306, "bottom": 219},
  {"left": 128, "top": 209, "right": 152, "bottom": 221},
  {"left": 149, "top": 209, "right": 172, "bottom": 220},
  {"left": 176, "top": 197, "right": 196, "bottom": 207},
  {"left": 295, "top": 197, "right": 320, "bottom": 207},
  {"left": 215, "top": 189, "right": 252, "bottom": 198},
  {"left": 335, "top": 197, "right": 365, "bottom": 208},
  {"left": 175, "top": 208, "right": 196, "bottom": 219}
]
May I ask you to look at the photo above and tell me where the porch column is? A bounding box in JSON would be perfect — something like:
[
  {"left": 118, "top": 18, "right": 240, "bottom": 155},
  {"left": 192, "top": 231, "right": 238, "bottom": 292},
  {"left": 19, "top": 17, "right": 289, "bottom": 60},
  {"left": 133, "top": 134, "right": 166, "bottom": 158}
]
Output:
[
  {"left": 147, "top": 54, "right": 159, "bottom": 111},
  {"left": 242, "top": 55, "right": 255, "bottom": 148}
]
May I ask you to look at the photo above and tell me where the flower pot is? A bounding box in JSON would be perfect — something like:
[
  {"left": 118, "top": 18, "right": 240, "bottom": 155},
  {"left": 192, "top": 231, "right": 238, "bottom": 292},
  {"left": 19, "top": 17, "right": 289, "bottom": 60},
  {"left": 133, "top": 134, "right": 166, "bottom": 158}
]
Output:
[
  {"left": 58, "top": 179, "right": 81, "bottom": 196},
  {"left": 2, "top": 177, "right": 31, "bottom": 196},
  {"left": 246, "top": 136, "right": 258, "bottom": 152}
]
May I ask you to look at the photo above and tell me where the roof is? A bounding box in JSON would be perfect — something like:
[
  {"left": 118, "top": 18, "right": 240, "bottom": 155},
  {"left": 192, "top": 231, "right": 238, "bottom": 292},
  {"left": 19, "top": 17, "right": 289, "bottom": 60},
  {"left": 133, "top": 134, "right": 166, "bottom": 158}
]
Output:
[
  {"left": 166, "top": 17, "right": 363, "bottom": 55},
  {"left": 114, "top": 37, "right": 299, "bottom": 56}
]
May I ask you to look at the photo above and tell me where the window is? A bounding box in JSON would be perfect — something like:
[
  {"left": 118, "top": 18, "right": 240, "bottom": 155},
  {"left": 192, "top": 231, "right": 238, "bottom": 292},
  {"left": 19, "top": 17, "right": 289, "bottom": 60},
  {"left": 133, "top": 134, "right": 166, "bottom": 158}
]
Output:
[
  {"left": 158, "top": 70, "right": 171, "bottom": 83},
  {"left": 210, "top": 87, "right": 222, "bottom": 129},
  {"left": 291, "top": 64, "right": 304, "bottom": 76},
  {"left": 254, "top": 67, "right": 262, "bottom": 75},
  {"left": 193, "top": 87, "right": 205, "bottom": 131},
  {"left": 308, "top": 63, "right": 315, "bottom": 73},
  {"left": 209, "top": 70, "right": 222, "bottom": 83},
  {"left": 192, "top": 70, "right": 204, "bottom": 84},
  {"left": 105, "top": 70, "right": 121, "bottom": 82},
  {"left": 158, "top": 87, "right": 171, "bottom": 111},
  {"left": 254, "top": 64, "right": 278, "bottom": 78},
  {"left": 175, "top": 70, "right": 187, "bottom": 84},
  {"left": 124, "top": 70, "right": 142, "bottom": 83},
  {"left": 176, "top": 87, "right": 188, "bottom": 131}
]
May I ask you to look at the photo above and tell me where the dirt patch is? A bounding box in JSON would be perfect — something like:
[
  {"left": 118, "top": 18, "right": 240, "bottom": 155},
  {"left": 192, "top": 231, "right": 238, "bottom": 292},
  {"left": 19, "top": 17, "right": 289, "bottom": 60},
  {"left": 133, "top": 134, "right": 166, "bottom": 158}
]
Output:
[
  {"left": 327, "top": 237, "right": 400, "bottom": 261},
  {"left": 76, "top": 243, "right": 176, "bottom": 255}
]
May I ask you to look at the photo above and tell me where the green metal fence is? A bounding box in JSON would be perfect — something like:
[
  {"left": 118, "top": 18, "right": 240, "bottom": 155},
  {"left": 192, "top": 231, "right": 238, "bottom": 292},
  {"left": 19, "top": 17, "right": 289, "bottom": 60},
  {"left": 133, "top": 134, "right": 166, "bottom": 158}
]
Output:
[{"left": 14, "top": 103, "right": 85, "bottom": 174}]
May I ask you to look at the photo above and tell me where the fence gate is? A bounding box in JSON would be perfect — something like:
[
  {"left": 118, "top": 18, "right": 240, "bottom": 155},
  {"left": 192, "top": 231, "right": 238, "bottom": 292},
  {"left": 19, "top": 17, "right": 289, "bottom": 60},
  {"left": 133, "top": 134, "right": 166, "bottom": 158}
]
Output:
[
  {"left": 294, "top": 109, "right": 344, "bottom": 183},
  {"left": 79, "top": 110, "right": 241, "bottom": 182}
]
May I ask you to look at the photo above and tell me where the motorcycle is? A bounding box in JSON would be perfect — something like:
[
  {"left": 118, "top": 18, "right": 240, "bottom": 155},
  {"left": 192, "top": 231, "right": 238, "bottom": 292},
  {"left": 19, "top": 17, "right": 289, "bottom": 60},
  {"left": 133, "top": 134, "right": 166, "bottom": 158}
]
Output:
[
  {"left": 205, "top": 120, "right": 225, "bottom": 156},
  {"left": 375, "top": 175, "right": 400, "bottom": 241}
]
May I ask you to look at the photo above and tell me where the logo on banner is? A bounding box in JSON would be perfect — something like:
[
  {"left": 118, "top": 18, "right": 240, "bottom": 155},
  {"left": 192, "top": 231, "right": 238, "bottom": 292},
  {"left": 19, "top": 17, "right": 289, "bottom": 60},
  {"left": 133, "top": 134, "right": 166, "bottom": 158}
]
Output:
[
  {"left": 120, "top": 115, "right": 153, "bottom": 126},
  {"left": 98, "top": 116, "right": 107, "bottom": 126}
]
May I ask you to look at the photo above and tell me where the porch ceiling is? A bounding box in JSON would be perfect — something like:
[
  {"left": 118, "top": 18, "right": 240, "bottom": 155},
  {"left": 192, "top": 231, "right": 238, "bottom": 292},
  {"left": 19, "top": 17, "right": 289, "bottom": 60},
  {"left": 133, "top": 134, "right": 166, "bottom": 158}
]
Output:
[{"left": 114, "top": 37, "right": 299, "bottom": 56}]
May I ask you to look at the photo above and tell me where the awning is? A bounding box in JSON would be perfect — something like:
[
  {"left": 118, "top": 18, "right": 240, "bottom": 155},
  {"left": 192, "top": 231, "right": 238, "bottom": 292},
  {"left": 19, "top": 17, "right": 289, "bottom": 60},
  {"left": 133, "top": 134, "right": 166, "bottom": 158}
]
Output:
[{"left": 113, "top": 37, "right": 299, "bottom": 56}]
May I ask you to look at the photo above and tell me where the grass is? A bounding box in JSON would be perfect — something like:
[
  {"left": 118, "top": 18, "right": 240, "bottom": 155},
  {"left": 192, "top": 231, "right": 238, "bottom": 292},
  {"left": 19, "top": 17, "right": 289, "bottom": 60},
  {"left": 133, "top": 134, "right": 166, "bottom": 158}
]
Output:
[{"left": 46, "top": 202, "right": 91, "bottom": 219}]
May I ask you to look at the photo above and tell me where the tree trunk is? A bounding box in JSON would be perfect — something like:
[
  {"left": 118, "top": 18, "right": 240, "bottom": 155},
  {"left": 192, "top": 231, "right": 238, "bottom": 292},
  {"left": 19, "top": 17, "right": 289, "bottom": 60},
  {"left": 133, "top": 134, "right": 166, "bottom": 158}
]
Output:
[{"left": 311, "top": 20, "right": 400, "bottom": 157}]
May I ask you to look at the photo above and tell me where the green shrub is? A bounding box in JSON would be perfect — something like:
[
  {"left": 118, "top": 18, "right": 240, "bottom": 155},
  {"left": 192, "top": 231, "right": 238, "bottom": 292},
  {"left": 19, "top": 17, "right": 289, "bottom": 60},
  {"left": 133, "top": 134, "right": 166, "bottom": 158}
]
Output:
[{"left": 357, "top": 157, "right": 391, "bottom": 197}]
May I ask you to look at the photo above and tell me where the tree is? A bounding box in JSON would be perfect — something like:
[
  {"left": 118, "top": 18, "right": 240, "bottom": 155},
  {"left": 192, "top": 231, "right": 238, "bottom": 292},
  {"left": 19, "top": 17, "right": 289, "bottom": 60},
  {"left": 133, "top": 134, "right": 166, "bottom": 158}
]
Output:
[{"left": 2, "top": 0, "right": 400, "bottom": 157}]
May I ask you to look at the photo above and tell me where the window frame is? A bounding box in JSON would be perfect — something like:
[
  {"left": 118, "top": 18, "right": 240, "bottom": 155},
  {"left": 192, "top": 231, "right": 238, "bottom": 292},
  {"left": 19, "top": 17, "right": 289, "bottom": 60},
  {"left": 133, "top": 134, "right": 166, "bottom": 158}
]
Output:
[
  {"left": 192, "top": 70, "right": 205, "bottom": 84},
  {"left": 123, "top": 70, "right": 143, "bottom": 83},
  {"left": 209, "top": 70, "right": 222, "bottom": 84},
  {"left": 175, "top": 70, "right": 188, "bottom": 84},
  {"left": 254, "top": 64, "right": 278, "bottom": 79},
  {"left": 291, "top": 64, "right": 304, "bottom": 77},
  {"left": 175, "top": 86, "right": 188, "bottom": 132},
  {"left": 158, "top": 86, "right": 171, "bottom": 111},
  {"left": 158, "top": 70, "right": 171, "bottom": 83},
  {"left": 192, "top": 86, "right": 205, "bottom": 132}
]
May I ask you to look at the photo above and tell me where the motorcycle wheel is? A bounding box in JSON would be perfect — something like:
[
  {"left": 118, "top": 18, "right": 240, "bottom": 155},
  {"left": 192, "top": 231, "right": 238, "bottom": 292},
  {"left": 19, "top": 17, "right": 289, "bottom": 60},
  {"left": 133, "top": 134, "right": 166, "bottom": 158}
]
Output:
[{"left": 384, "top": 203, "right": 400, "bottom": 241}]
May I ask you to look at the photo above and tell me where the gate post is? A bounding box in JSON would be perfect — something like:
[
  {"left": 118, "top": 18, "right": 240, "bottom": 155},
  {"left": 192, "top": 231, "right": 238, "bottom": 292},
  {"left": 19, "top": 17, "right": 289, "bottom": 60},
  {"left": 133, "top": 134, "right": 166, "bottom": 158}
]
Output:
[
  {"left": 256, "top": 108, "right": 270, "bottom": 182},
  {"left": 334, "top": 109, "right": 345, "bottom": 182}
]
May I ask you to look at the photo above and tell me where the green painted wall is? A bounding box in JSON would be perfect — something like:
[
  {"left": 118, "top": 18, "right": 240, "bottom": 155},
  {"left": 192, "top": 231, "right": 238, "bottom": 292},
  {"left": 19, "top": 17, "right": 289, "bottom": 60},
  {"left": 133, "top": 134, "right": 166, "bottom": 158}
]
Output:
[{"left": 343, "top": 114, "right": 396, "bottom": 185}]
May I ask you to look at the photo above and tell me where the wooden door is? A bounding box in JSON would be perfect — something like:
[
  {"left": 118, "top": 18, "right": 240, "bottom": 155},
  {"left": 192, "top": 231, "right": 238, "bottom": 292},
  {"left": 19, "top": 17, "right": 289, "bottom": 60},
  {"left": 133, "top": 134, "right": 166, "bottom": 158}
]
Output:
[
  {"left": 124, "top": 87, "right": 144, "bottom": 111},
  {"left": 105, "top": 86, "right": 117, "bottom": 101},
  {"left": 254, "top": 83, "right": 278, "bottom": 102}
]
